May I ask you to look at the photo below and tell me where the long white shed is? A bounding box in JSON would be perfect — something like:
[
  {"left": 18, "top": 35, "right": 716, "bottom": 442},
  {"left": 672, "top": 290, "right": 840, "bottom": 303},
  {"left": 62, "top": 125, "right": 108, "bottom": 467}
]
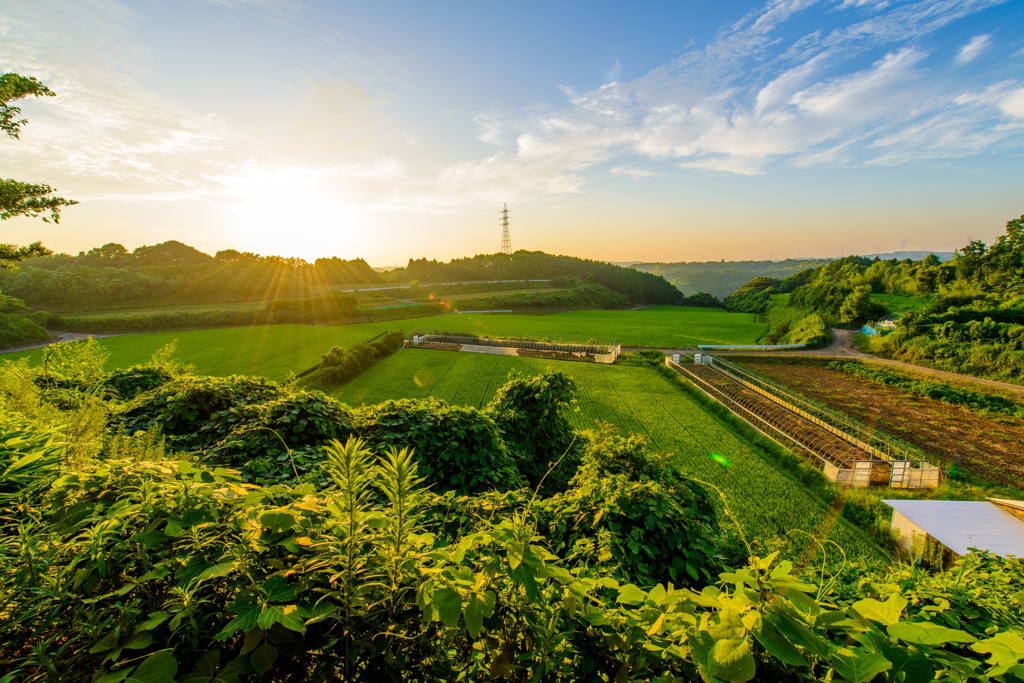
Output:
[{"left": 884, "top": 498, "right": 1024, "bottom": 567}]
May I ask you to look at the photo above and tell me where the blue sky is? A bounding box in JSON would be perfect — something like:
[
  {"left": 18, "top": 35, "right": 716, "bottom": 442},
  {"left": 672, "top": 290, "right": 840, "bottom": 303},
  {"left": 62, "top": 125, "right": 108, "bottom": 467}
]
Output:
[{"left": 3, "top": 0, "right": 1023, "bottom": 264}]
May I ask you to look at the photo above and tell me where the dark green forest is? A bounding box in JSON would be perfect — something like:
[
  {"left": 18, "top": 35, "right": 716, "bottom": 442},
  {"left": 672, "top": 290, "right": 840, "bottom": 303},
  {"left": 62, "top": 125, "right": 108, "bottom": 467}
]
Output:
[
  {"left": 396, "top": 251, "right": 684, "bottom": 306},
  {"left": 0, "top": 241, "right": 382, "bottom": 313}
]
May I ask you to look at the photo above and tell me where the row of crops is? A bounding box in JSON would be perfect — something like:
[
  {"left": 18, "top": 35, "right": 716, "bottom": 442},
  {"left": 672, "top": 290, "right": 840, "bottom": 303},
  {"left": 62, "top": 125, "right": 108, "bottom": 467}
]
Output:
[{"left": 336, "top": 348, "right": 886, "bottom": 563}]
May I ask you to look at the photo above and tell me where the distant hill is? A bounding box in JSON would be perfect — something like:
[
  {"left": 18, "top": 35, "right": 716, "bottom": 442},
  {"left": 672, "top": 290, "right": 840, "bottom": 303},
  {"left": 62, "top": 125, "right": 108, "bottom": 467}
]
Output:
[
  {"left": 630, "top": 259, "right": 833, "bottom": 299},
  {"left": 630, "top": 252, "right": 955, "bottom": 299},
  {"left": 390, "top": 250, "right": 683, "bottom": 305}
]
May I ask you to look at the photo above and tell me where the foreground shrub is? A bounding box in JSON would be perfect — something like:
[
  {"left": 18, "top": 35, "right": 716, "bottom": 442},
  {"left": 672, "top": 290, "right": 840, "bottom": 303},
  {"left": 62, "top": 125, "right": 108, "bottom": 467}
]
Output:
[
  {"left": 117, "top": 374, "right": 284, "bottom": 447},
  {"left": 352, "top": 397, "right": 525, "bottom": 493},
  {"left": 488, "top": 370, "right": 579, "bottom": 491},
  {"left": 3, "top": 418, "right": 1022, "bottom": 683}
]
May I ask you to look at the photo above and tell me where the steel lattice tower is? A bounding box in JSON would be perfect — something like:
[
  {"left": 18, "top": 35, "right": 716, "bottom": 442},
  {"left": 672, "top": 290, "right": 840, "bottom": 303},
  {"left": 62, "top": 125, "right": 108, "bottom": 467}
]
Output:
[{"left": 500, "top": 203, "right": 511, "bottom": 254}]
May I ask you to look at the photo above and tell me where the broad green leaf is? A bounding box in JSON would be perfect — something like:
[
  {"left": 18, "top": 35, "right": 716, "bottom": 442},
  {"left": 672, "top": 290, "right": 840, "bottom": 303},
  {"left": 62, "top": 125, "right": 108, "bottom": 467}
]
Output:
[
  {"left": 888, "top": 621, "right": 977, "bottom": 646},
  {"left": 256, "top": 604, "right": 305, "bottom": 634},
  {"left": 250, "top": 644, "right": 277, "bottom": 675},
  {"left": 136, "top": 611, "right": 169, "bottom": 632},
  {"left": 707, "top": 609, "right": 746, "bottom": 641},
  {"left": 463, "top": 590, "right": 495, "bottom": 638},
  {"left": 706, "top": 637, "right": 756, "bottom": 682},
  {"left": 616, "top": 583, "right": 646, "bottom": 606},
  {"left": 753, "top": 615, "right": 807, "bottom": 667},
  {"left": 163, "top": 519, "right": 183, "bottom": 538},
  {"left": 259, "top": 510, "right": 295, "bottom": 533},
  {"left": 851, "top": 596, "right": 907, "bottom": 626},
  {"left": 432, "top": 588, "right": 463, "bottom": 628},
  {"left": 970, "top": 632, "right": 1024, "bottom": 675},
  {"left": 197, "top": 562, "right": 237, "bottom": 583},
  {"left": 831, "top": 648, "right": 892, "bottom": 683},
  {"left": 261, "top": 575, "right": 299, "bottom": 603},
  {"left": 126, "top": 651, "right": 178, "bottom": 683},
  {"left": 775, "top": 611, "right": 830, "bottom": 658},
  {"left": 218, "top": 597, "right": 260, "bottom": 638}
]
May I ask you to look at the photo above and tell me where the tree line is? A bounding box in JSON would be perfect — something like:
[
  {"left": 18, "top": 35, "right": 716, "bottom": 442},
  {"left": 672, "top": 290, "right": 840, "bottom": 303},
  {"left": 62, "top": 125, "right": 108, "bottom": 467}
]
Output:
[{"left": 395, "top": 250, "right": 684, "bottom": 305}]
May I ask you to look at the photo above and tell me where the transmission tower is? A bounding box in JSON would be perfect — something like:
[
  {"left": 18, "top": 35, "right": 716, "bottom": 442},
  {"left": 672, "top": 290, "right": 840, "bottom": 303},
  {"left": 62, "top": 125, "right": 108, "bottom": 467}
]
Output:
[{"left": 500, "top": 203, "right": 512, "bottom": 255}]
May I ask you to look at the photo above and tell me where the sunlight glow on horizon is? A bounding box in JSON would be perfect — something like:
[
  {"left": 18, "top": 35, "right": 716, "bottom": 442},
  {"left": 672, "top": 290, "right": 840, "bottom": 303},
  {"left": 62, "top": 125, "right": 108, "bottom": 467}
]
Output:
[
  {"left": 218, "top": 167, "right": 370, "bottom": 261},
  {"left": 2, "top": 0, "right": 1022, "bottom": 263}
]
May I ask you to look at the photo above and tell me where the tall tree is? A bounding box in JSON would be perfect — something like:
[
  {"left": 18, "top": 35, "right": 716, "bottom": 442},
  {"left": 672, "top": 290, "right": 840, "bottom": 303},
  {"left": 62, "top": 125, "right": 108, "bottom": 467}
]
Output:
[{"left": 1, "top": 73, "right": 77, "bottom": 225}]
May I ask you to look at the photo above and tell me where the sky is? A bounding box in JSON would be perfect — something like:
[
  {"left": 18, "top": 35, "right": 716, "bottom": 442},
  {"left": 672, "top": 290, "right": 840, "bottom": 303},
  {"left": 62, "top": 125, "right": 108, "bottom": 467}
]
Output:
[{"left": 2, "top": 0, "right": 1023, "bottom": 266}]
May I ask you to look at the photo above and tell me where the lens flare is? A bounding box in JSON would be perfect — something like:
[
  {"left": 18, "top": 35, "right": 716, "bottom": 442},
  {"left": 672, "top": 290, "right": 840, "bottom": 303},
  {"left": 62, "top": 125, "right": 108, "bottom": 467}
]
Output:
[{"left": 709, "top": 452, "right": 732, "bottom": 468}]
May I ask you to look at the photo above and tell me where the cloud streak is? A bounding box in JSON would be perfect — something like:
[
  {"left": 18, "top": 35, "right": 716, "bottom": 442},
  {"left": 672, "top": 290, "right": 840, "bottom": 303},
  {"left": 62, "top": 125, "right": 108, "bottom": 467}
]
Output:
[{"left": 451, "top": 0, "right": 1021, "bottom": 194}]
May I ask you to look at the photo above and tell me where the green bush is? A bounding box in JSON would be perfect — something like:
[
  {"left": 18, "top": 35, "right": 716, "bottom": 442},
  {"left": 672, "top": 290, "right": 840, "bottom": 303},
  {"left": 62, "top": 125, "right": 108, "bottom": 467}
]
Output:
[
  {"left": 103, "top": 366, "right": 174, "bottom": 399},
  {"left": 488, "top": 370, "right": 579, "bottom": 491},
  {"left": 319, "top": 330, "right": 405, "bottom": 385},
  {"left": 208, "top": 392, "right": 355, "bottom": 485},
  {"left": 351, "top": 397, "right": 525, "bottom": 493},
  {"left": 781, "top": 313, "right": 830, "bottom": 346},
  {"left": 0, "top": 311, "right": 49, "bottom": 348},
  {"left": 117, "top": 375, "right": 284, "bottom": 446}
]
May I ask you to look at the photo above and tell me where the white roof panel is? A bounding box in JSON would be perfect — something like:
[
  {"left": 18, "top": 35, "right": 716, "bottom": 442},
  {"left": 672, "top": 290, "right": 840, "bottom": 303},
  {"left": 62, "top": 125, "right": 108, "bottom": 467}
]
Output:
[{"left": 883, "top": 500, "right": 1024, "bottom": 557}]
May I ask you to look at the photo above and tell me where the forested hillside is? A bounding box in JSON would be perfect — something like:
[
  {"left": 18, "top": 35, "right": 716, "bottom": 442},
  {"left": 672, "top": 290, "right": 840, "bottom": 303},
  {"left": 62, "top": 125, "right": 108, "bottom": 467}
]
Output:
[
  {"left": 394, "top": 251, "right": 683, "bottom": 305},
  {"left": 0, "top": 241, "right": 382, "bottom": 313},
  {"left": 728, "top": 214, "right": 1024, "bottom": 381}
]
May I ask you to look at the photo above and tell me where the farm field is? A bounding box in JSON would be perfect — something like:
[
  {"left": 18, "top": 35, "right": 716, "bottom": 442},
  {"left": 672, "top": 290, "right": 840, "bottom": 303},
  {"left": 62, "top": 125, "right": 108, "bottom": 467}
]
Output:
[
  {"left": 736, "top": 358, "right": 1024, "bottom": 494},
  {"left": 1, "top": 306, "right": 767, "bottom": 378},
  {"left": 337, "top": 348, "right": 885, "bottom": 562},
  {"left": 406, "top": 306, "right": 768, "bottom": 347},
  {"left": 1, "top": 323, "right": 407, "bottom": 380}
]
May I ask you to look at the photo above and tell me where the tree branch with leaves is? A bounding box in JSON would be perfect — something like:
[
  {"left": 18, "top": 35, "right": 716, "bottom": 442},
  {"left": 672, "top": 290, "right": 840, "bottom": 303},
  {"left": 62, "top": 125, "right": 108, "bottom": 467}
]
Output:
[{"left": 1, "top": 72, "right": 77, "bottom": 226}]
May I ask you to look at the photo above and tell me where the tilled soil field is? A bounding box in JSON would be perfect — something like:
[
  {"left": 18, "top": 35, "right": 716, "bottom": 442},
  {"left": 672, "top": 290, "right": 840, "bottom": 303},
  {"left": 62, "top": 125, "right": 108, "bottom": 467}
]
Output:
[{"left": 734, "top": 358, "right": 1024, "bottom": 492}]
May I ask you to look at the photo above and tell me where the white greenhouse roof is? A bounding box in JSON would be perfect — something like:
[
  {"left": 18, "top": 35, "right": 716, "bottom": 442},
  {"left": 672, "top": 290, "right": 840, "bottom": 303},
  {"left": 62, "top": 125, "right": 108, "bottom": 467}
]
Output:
[{"left": 883, "top": 499, "right": 1024, "bottom": 557}]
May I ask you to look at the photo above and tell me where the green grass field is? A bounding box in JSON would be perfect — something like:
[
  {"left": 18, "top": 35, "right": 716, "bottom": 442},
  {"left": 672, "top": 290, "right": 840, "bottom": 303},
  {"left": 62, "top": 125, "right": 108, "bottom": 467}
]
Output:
[
  {"left": 2, "top": 307, "right": 767, "bottom": 379},
  {"left": 870, "top": 293, "right": 934, "bottom": 314},
  {"left": 405, "top": 306, "right": 767, "bottom": 347},
  {"left": 337, "top": 348, "right": 883, "bottom": 561},
  {"left": 1, "top": 323, "right": 408, "bottom": 380}
]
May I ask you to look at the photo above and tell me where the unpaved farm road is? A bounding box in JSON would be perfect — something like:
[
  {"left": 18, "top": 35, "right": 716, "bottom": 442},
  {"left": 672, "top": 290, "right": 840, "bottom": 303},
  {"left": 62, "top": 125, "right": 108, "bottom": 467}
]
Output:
[
  {"left": 718, "top": 328, "right": 1024, "bottom": 397},
  {"left": 0, "top": 331, "right": 116, "bottom": 355}
]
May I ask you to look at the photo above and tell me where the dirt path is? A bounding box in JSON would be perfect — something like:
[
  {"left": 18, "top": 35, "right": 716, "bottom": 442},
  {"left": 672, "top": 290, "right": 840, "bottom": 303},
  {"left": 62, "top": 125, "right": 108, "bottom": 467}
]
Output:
[
  {"left": 714, "top": 328, "right": 1024, "bottom": 397},
  {"left": 0, "top": 331, "right": 117, "bottom": 355}
]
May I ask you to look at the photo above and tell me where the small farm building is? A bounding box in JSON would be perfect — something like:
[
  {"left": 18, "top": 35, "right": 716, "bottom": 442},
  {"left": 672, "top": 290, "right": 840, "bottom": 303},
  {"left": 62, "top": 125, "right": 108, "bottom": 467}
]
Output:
[{"left": 883, "top": 498, "right": 1024, "bottom": 568}]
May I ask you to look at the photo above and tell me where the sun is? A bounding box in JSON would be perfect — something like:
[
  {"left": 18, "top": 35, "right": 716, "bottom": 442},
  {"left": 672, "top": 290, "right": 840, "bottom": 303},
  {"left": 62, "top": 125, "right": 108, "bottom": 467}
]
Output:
[{"left": 221, "top": 167, "right": 368, "bottom": 259}]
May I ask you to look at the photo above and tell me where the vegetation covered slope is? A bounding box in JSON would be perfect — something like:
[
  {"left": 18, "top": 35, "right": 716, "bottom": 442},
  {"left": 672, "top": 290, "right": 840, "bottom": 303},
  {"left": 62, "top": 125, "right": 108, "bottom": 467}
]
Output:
[
  {"left": 3, "top": 340, "right": 1023, "bottom": 682},
  {"left": 724, "top": 214, "right": 1024, "bottom": 380}
]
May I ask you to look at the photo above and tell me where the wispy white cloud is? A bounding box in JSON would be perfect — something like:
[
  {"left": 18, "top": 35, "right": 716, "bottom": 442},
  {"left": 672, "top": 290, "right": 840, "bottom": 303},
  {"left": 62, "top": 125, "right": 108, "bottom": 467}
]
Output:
[
  {"left": 448, "top": 0, "right": 1021, "bottom": 194},
  {"left": 956, "top": 33, "right": 992, "bottom": 63},
  {"left": 610, "top": 165, "right": 663, "bottom": 179}
]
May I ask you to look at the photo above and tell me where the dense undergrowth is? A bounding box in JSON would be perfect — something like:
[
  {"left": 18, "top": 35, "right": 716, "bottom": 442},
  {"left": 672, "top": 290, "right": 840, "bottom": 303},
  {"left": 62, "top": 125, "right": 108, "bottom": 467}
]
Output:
[{"left": 2, "top": 340, "right": 1023, "bottom": 682}]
